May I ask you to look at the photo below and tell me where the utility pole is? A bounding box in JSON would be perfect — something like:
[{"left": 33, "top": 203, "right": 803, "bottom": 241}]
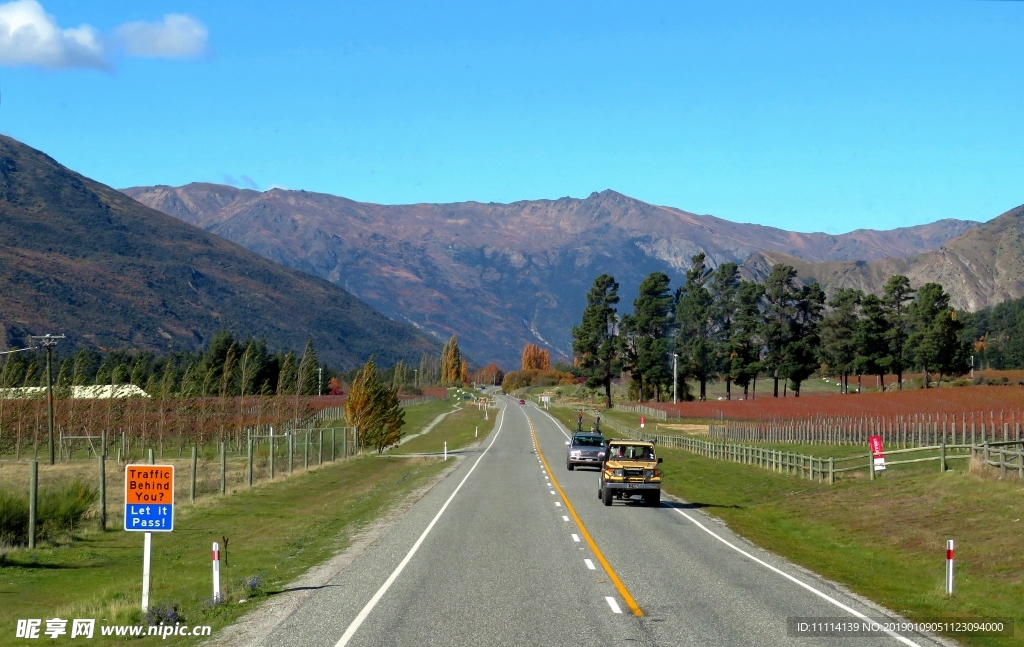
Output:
[
  {"left": 30, "top": 334, "right": 65, "bottom": 465},
  {"left": 318, "top": 366, "right": 323, "bottom": 396},
  {"left": 673, "top": 353, "right": 678, "bottom": 405},
  {"left": 413, "top": 369, "right": 418, "bottom": 389}
]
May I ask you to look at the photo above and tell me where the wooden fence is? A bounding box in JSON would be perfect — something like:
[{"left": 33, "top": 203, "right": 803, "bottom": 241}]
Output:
[
  {"left": 709, "top": 412, "right": 1023, "bottom": 447},
  {"left": 615, "top": 404, "right": 668, "bottom": 421},
  {"left": 549, "top": 402, "right": 1021, "bottom": 483}
]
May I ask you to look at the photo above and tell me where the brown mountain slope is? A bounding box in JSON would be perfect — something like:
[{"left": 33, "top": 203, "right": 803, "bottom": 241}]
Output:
[
  {"left": 740, "top": 204, "right": 1024, "bottom": 310},
  {"left": 0, "top": 136, "right": 441, "bottom": 368},
  {"left": 123, "top": 183, "right": 979, "bottom": 366}
]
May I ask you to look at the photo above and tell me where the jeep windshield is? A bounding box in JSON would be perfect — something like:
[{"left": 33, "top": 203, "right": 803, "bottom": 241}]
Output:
[{"left": 607, "top": 444, "right": 655, "bottom": 460}]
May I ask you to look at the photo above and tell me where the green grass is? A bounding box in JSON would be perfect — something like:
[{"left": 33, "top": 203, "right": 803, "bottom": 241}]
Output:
[
  {"left": 0, "top": 456, "right": 447, "bottom": 646},
  {"left": 548, "top": 406, "right": 1024, "bottom": 646},
  {"left": 391, "top": 402, "right": 493, "bottom": 455}
]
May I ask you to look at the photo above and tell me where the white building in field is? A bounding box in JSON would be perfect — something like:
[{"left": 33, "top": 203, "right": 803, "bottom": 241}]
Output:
[{"left": 0, "top": 385, "right": 151, "bottom": 399}]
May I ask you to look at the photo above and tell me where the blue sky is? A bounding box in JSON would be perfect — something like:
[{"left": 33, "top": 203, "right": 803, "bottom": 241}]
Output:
[{"left": 1, "top": 0, "right": 1022, "bottom": 233}]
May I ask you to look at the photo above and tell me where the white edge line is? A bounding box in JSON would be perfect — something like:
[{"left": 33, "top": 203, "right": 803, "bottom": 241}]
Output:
[
  {"left": 605, "top": 596, "right": 622, "bottom": 614},
  {"left": 672, "top": 508, "right": 922, "bottom": 647},
  {"left": 334, "top": 403, "right": 507, "bottom": 647}
]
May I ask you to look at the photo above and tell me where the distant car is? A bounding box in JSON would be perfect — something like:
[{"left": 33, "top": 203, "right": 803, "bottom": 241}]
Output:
[
  {"left": 463, "top": 395, "right": 471, "bottom": 400},
  {"left": 519, "top": 399, "right": 526, "bottom": 405},
  {"left": 565, "top": 433, "right": 606, "bottom": 470}
]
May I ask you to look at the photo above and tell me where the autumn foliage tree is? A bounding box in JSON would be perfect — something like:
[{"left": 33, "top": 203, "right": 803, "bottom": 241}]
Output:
[
  {"left": 473, "top": 363, "right": 505, "bottom": 386},
  {"left": 344, "top": 356, "right": 405, "bottom": 452},
  {"left": 521, "top": 344, "right": 551, "bottom": 370},
  {"left": 440, "top": 335, "right": 463, "bottom": 385}
]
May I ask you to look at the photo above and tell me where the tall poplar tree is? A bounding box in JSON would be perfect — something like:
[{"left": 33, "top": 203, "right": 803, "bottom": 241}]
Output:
[
  {"left": 727, "top": 280, "right": 765, "bottom": 399},
  {"left": 572, "top": 274, "right": 620, "bottom": 408}
]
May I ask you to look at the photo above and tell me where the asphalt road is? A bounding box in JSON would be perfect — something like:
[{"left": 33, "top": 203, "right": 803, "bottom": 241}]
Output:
[{"left": 255, "top": 396, "right": 946, "bottom": 647}]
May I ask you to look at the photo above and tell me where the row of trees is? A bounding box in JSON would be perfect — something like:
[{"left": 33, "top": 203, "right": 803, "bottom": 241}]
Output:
[
  {"left": 572, "top": 258, "right": 971, "bottom": 407},
  {"left": 0, "top": 331, "right": 332, "bottom": 399}
]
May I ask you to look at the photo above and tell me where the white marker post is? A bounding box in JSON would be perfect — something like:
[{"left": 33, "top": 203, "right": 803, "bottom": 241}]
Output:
[
  {"left": 142, "top": 532, "right": 152, "bottom": 611},
  {"left": 475, "top": 426, "right": 478, "bottom": 438},
  {"left": 946, "top": 539, "right": 955, "bottom": 595},
  {"left": 212, "top": 542, "right": 222, "bottom": 602},
  {"left": 444, "top": 442, "right": 448, "bottom": 461}
]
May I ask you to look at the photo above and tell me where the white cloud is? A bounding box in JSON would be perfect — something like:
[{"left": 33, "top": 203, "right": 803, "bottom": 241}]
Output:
[
  {"left": 0, "top": 1, "right": 209, "bottom": 69},
  {"left": 0, "top": 0, "right": 105, "bottom": 69},
  {"left": 115, "top": 13, "right": 207, "bottom": 59}
]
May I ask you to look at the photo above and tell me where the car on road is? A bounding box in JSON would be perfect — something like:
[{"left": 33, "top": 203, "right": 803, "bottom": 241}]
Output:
[
  {"left": 598, "top": 440, "right": 662, "bottom": 506},
  {"left": 565, "top": 433, "right": 606, "bottom": 470},
  {"left": 519, "top": 399, "right": 525, "bottom": 405}
]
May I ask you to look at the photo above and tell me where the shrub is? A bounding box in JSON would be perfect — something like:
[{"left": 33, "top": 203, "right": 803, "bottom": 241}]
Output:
[
  {"left": 144, "top": 602, "right": 184, "bottom": 626},
  {"left": 0, "top": 480, "right": 98, "bottom": 546}
]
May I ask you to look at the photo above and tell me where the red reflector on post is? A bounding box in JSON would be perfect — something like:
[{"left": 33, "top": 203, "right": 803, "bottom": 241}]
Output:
[{"left": 947, "top": 549, "right": 954, "bottom": 560}]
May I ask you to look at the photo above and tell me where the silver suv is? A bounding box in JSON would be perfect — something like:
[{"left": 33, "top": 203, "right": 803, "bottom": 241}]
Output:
[{"left": 565, "top": 433, "right": 607, "bottom": 470}]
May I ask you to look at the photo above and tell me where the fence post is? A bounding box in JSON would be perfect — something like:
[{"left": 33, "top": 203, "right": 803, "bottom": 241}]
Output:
[
  {"left": 190, "top": 446, "right": 198, "bottom": 503},
  {"left": 940, "top": 440, "right": 946, "bottom": 473},
  {"left": 828, "top": 457, "right": 834, "bottom": 485},
  {"left": 332, "top": 428, "right": 336, "bottom": 462},
  {"left": 319, "top": 429, "right": 324, "bottom": 465},
  {"left": 98, "top": 452, "right": 107, "bottom": 530},
  {"left": 247, "top": 432, "right": 254, "bottom": 488},
  {"left": 270, "top": 428, "right": 276, "bottom": 480},
  {"left": 29, "top": 461, "right": 38, "bottom": 549},
  {"left": 220, "top": 442, "right": 226, "bottom": 495},
  {"left": 304, "top": 431, "right": 309, "bottom": 470},
  {"left": 148, "top": 448, "right": 155, "bottom": 465},
  {"left": 868, "top": 452, "right": 875, "bottom": 481},
  {"left": 288, "top": 432, "right": 293, "bottom": 474}
]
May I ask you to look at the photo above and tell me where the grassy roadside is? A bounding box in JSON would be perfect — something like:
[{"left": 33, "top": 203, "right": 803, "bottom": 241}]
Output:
[
  {"left": 392, "top": 402, "right": 492, "bottom": 455},
  {"left": 548, "top": 407, "right": 1024, "bottom": 647},
  {"left": 1, "top": 440, "right": 449, "bottom": 647}
]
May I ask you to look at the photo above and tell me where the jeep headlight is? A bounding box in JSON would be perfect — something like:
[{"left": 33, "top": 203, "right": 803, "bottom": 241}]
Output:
[
  {"left": 644, "top": 469, "right": 654, "bottom": 479},
  {"left": 612, "top": 468, "right": 623, "bottom": 477}
]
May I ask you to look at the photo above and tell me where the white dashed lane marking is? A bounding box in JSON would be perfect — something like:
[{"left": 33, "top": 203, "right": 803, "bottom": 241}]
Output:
[
  {"left": 606, "top": 597, "right": 622, "bottom": 614},
  {"left": 584, "top": 559, "right": 596, "bottom": 570},
  {"left": 571, "top": 534, "right": 580, "bottom": 542}
]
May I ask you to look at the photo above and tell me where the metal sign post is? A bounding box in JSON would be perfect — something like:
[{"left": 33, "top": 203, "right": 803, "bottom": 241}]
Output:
[{"left": 124, "top": 465, "right": 175, "bottom": 612}]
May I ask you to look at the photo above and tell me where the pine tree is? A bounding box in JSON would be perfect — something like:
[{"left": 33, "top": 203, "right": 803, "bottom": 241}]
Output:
[
  {"left": 761, "top": 264, "right": 799, "bottom": 397},
  {"left": 709, "top": 263, "right": 741, "bottom": 400},
  {"left": 676, "top": 256, "right": 714, "bottom": 401},
  {"left": 882, "top": 275, "right": 916, "bottom": 390},
  {"left": 727, "top": 280, "right": 765, "bottom": 399},
  {"left": 571, "top": 274, "right": 620, "bottom": 408},
  {"left": 854, "top": 294, "right": 890, "bottom": 391},
  {"left": 780, "top": 282, "right": 825, "bottom": 396},
  {"left": 634, "top": 272, "right": 673, "bottom": 402},
  {"left": 818, "top": 288, "right": 863, "bottom": 393}
]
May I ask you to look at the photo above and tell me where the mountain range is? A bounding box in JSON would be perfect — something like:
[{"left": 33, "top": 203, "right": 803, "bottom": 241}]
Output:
[
  {"left": 0, "top": 136, "right": 441, "bottom": 369},
  {"left": 123, "top": 183, "right": 1004, "bottom": 368}
]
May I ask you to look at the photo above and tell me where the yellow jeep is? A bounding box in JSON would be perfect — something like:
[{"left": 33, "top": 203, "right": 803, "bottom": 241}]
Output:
[{"left": 598, "top": 440, "right": 662, "bottom": 506}]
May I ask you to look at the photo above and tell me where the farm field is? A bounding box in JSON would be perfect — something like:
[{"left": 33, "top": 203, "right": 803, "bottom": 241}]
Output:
[{"left": 622, "top": 383, "right": 1024, "bottom": 421}]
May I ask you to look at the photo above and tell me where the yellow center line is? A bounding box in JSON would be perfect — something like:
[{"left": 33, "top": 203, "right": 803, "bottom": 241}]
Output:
[{"left": 528, "top": 419, "right": 644, "bottom": 617}]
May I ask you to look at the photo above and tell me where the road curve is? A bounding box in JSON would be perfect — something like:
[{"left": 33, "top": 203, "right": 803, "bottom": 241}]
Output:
[{"left": 251, "top": 396, "right": 944, "bottom": 647}]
